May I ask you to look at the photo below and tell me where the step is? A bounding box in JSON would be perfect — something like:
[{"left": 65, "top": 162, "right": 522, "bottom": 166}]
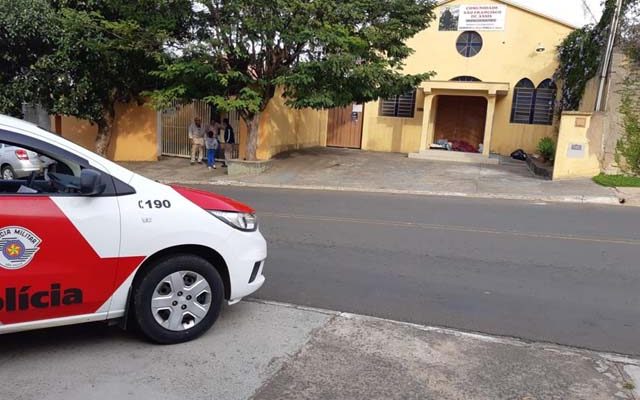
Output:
[{"left": 408, "top": 150, "right": 500, "bottom": 165}]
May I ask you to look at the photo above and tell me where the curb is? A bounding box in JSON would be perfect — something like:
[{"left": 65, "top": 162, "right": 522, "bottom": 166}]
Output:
[
  {"left": 160, "top": 179, "right": 622, "bottom": 206},
  {"left": 245, "top": 298, "right": 640, "bottom": 366}
]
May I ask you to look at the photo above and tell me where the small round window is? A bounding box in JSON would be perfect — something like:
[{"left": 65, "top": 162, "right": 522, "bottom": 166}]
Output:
[{"left": 456, "top": 31, "right": 483, "bottom": 57}]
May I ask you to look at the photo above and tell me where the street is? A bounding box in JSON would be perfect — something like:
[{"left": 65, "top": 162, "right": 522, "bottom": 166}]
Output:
[{"left": 204, "top": 186, "right": 640, "bottom": 356}]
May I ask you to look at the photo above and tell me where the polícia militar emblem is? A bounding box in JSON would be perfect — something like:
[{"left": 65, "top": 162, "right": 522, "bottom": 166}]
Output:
[{"left": 0, "top": 226, "right": 41, "bottom": 270}]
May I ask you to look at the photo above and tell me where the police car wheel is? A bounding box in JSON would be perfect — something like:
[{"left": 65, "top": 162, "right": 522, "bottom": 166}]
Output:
[{"left": 133, "top": 254, "right": 224, "bottom": 344}]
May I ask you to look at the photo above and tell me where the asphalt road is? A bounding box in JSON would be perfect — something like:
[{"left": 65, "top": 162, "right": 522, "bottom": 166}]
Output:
[{"left": 202, "top": 186, "right": 640, "bottom": 356}]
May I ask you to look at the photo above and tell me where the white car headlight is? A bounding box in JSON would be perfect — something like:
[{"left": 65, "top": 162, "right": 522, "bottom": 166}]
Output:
[{"left": 209, "top": 211, "right": 258, "bottom": 232}]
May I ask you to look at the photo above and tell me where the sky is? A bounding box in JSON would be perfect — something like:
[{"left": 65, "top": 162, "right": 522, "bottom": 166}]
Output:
[{"left": 507, "top": 0, "right": 603, "bottom": 27}]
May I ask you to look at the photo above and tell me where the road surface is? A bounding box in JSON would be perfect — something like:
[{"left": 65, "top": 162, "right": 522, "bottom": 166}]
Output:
[{"left": 203, "top": 186, "right": 640, "bottom": 355}]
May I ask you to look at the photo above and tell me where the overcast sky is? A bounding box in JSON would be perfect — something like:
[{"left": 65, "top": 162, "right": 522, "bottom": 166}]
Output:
[{"left": 507, "top": 0, "right": 603, "bottom": 27}]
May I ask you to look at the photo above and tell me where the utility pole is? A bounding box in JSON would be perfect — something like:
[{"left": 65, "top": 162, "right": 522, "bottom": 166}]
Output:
[{"left": 595, "top": 0, "right": 625, "bottom": 111}]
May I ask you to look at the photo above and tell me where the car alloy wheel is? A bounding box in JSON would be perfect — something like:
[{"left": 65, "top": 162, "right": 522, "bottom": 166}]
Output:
[
  {"left": 1, "top": 167, "right": 14, "bottom": 180},
  {"left": 151, "top": 270, "right": 212, "bottom": 331}
]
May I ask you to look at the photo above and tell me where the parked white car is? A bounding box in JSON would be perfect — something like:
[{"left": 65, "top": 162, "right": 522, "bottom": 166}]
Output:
[{"left": 0, "top": 115, "right": 266, "bottom": 343}]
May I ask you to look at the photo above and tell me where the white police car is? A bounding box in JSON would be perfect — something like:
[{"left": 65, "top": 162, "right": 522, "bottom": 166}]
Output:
[{"left": 0, "top": 115, "right": 266, "bottom": 344}]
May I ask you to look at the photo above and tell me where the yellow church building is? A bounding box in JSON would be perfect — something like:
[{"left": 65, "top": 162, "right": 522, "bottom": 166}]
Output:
[
  {"left": 56, "top": 0, "right": 576, "bottom": 163},
  {"left": 353, "top": 0, "right": 575, "bottom": 162}
]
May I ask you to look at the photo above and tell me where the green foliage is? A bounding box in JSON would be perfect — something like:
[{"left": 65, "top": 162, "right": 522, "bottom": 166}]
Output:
[
  {"left": 537, "top": 137, "right": 556, "bottom": 162},
  {"left": 0, "top": 0, "right": 191, "bottom": 154},
  {"left": 554, "top": 0, "right": 638, "bottom": 110},
  {"left": 593, "top": 173, "right": 640, "bottom": 187},
  {"left": 621, "top": 3, "right": 640, "bottom": 63},
  {"left": 614, "top": 1, "right": 640, "bottom": 175},
  {"left": 439, "top": 9, "right": 458, "bottom": 31},
  {"left": 40, "top": 0, "right": 192, "bottom": 123},
  {"left": 628, "top": 39, "right": 640, "bottom": 63},
  {"left": 615, "top": 85, "right": 640, "bottom": 175},
  {"left": 150, "top": 0, "right": 436, "bottom": 159},
  {"left": 555, "top": 27, "right": 604, "bottom": 111},
  {"left": 0, "top": 0, "right": 57, "bottom": 117}
]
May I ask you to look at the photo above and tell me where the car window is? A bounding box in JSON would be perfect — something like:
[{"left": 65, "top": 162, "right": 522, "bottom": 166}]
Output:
[{"left": 0, "top": 140, "right": 84, "bottom": 195}]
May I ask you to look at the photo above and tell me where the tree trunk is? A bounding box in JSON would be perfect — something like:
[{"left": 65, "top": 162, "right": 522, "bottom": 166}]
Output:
[
  {"left": 244, "top": 112, "right": 261, "bottom": 161},
  {"left": 95, "top": 103, "right": 115, "bottom": 157}
]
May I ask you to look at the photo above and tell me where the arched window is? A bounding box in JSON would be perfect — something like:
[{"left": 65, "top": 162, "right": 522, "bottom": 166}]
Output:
[
  {"left": 510, "top": 79, "right": 535, "bottom": 124},
  {"left": 451, "top": 76, "right": 481, "bottom": 82},
  {"left": 532, "top": 79, "right": 557, "bottom": 125},
  {"left": 510, "top": 78, "right": 557, "bottom": 125},
  {"left": 456, "top": 31, "right": 483, "bottom": 57}
]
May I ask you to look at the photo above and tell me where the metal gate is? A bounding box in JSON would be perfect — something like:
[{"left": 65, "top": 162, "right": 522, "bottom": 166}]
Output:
[{"left": 161, "top": 100, "right": 211, "bottom": 157}]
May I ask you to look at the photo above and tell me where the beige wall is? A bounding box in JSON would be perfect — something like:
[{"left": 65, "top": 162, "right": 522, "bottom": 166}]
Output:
[
  {"left": 56, "top": 94, "right": 326, "bottom": 162},
  {"left": 235, "top": 90, "right": 328, "bottom": 161},
  {"left": 362, "top": 91, "right": 425, "bottom": 153},
  {"left": 362, "top": 0, "right": 574, "bottom": 155},
  {"left": 56, "top": 102, "right": 159, "bottom": 161},
  {"left": 579, "top": 77, "right": 599, "bottom": 113},
  {"left": 600, "top": 51, "right": 633, "bottom": 173},
  {"left": 553, "top": 112, "right": 602, "bottom": 180}
]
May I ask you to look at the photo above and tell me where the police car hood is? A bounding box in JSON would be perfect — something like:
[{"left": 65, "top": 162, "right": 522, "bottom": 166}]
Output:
[{"left": 171, "top": 185, "right": 254, "bottom": 213}]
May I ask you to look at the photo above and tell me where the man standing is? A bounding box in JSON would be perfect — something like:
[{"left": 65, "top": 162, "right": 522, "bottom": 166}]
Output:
[
  {"left": 188, "top": 117, "right": 205, "bottom": 165},
  {"left": 222, "top": 118, "right": 235, "bottom": 168}
]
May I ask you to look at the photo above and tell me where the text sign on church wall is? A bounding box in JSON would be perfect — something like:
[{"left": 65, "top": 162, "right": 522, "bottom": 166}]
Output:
[{"left": 458, "top": 4, "right": 507, "bottom": 31}]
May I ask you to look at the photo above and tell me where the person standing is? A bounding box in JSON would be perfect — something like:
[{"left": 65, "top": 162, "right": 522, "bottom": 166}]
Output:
[
  {"left": 207, "top": 118, "right": 222, "bottom": 140},
  {"left": 188, "top": 117, "right": 206, "bottom": 165},
  {"left": 222, "top": 118, "right": 235, "bottom": 168},
  {"left": 204, "top": 130, "right": 219, "bottom": 169},
  {"left": 207, "top": 118, "right": 222, "bottom": 161}
]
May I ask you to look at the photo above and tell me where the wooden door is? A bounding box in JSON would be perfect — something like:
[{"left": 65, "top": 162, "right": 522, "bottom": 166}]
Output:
[
  {"left": 434, "top": 96, "right": 487, "bottom": 150},
  {"left": 326, "top": 104, "right": 363, "bottom": 149}
]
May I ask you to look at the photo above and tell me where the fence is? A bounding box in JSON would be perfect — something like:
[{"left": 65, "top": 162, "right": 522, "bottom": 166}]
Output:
[{"left": 160, "top": 100, "right": 211, "bottom": 157}]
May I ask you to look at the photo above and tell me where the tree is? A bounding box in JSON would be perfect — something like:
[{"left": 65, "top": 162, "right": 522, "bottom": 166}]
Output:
[
  {"left": 621, "top": 0, "right": 640, "bottom": 63},
  {"left": 0, "top": 0, "right": 57, "bottom": 117},
  {"left": 34, "top": 0, "right": 192, "bottom": 155},
  {"left": 439, "top": 9, "right": 458, "bottom": 31},
  {"left": 151, "top": 0, "right": 436, "bottom": 161}
]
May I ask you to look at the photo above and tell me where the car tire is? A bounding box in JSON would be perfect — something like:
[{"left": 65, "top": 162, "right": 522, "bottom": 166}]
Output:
[
  {"left": 1, "top": 165, "right": 15, "bottom": 180},
  {"left": 133, "top": 254, "right": 224, "bottom": 344}
]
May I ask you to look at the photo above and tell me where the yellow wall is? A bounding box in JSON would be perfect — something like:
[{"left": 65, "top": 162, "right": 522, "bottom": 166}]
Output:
[
  {"left": 235, "top": 90, "right": 328, "bottom": 161},
  {"left": 56, "top": 102, "right": 158, "bottom": 161},
  {"left": 553, "top": 112, "right": 602, "bottom": 180},
  {"left": 362, "top": 91, "right": 425, "bottom": 153},
  {"left": 579, "top": 77, "right": 599, "bottom": 112},
  {"left": 362, "top": 0, "right": 574, "bottom": 155}
]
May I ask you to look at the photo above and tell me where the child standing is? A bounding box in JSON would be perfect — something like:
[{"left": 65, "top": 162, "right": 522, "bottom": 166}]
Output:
[{"left": 205, "top": 130, "right": 219, "bottom": 169}]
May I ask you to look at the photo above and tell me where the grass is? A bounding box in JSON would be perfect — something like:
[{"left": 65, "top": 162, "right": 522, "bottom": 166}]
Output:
[
  {"left": 623, "top": 381, "right": 635, "bottom": 390},
  {"left": 593, "top": 173, "right": 640, "bottom": 187}
]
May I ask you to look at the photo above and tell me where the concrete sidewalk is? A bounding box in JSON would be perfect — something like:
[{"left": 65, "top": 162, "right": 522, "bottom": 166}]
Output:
[
  {"left": 3, "top": 300, "right": 638, "bottom": 400},
  {"left": 616, "top": 187, "right": 640, "bottom": 205},
  {"left": 121, "top": 148, "right": 621, "bottom": 206}
]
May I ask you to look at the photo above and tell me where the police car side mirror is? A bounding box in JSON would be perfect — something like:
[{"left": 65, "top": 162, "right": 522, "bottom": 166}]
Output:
[{"left": 80, "top": 169, "right": 106, "bottom": 196}]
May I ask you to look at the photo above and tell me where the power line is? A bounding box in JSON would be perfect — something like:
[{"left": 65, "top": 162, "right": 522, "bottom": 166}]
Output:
[{"left": 581, "top": 0, "right": 599, "bottom": 24}]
